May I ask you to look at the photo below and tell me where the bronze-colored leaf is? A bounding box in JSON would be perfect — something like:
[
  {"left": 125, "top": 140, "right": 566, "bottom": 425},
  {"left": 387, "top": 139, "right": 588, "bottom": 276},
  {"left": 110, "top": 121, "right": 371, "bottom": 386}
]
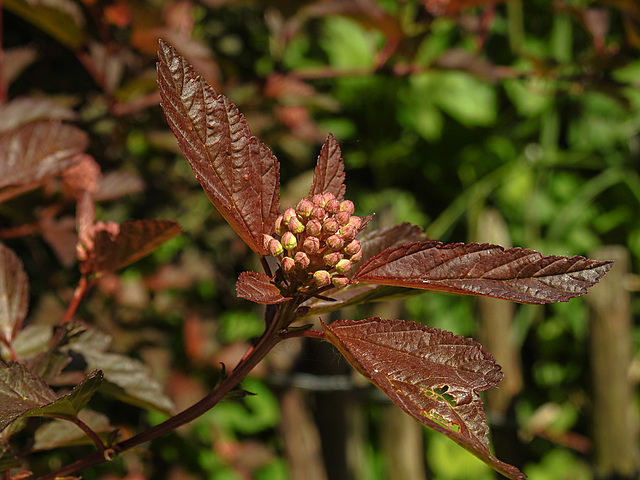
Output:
[
  {"left": 308, "top": 132, "right": 346, "bottom": 201},
  {"left": 353, "top": 241, "right": 613, "bottom": 304},
  {"left": 81, "top": 219, "right": 182, "bottom": 276},
  {"left": 236, "top": 271, "right": 291, "bottom": 304},
  {"left": 323, "top": 318, "right": 525, "bottom": 480},
  {"left": 0, "top": 121, "right": 87, "bottom": 189},
  {"left": 0, "top": 244, "right": 29, "bottom": 346},
  {"left": 157, "top": 40, "right": 280, "bottom": 255}
]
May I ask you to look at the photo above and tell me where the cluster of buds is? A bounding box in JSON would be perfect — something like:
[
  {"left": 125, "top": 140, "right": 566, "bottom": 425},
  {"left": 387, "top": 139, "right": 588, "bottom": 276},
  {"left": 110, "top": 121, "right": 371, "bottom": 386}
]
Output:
[{"left": 263, "top": 192, "right": 364, "bottom": 290}]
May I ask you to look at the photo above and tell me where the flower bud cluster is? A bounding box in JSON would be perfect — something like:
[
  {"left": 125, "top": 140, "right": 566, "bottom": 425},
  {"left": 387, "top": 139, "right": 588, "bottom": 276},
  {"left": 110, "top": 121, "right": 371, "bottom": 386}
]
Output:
[{"left": 264, "top": 192, "right": 363, "bottom": 290}]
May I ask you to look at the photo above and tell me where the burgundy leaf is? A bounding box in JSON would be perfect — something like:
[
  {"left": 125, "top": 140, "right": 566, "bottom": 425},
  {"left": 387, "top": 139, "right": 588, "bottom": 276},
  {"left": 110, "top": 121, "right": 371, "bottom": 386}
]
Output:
[
  {"left": 236, "top": 271, "right": 291, "bottom": 304},
  {"left": 157, "top": 40, "right": 280, "bottom": 255},
  {"left": 359, "top": 222, "right": 425, "bottom": 263},
  {"left": 308, "top": 133, "right": 346, "bottom": 201},
  {"left": 81, "top": 219, "right": 182, "bottom": 276},
  {"left": 0, "top": 121, "right": 88, "bottom": 190},
  {"left": 94, "top": 170, "right": 145, "bottom": 202},
  {"left": 353, "top": 241, "right": 613, "bottom": 304},
  {"left": 0, "top": 244, "right": 29, "bottom": 346},
  {"left": 0, "top": 96, "right": 77, "bottom": 132},
  {"left": 323, "top": 318, "right": 524, "bottom": 480}
]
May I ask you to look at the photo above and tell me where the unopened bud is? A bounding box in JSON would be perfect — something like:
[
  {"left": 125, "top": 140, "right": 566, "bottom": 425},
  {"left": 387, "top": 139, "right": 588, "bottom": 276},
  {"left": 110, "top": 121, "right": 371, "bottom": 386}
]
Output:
[
  {"left": 322, "top": 218, "right": 340, "bottom": 235},
  {"left": 283, "top": 207, "right": 297, "bottom": 225},
  {"left": 331, "top": 275, "right": 350, "bottom": 288},
  {"left": 275, "top": 215, "right": 286, "bottom": 235},
  {"left": 344, "top": 239, "right": 361, "bottom": 256},
  {"left": 339, "top": 200, "right": 355, "bottom": 215},
  {"left": 306, "top": 219, "right": 322, "bottom": 236},
  {"left": 303, "top": 236, "right": 321, "bottom": 254},
  {"left": 311, "top": 194, "right": 326, "bottom": 207},
  {"left": 294, "top": 251, "right": 310, "bottom": 269},
  {"left": 268, "top": 239, "right": 284, "bottom": 256},
  {"left": 288, "top": 215, "right": 305, "bottom": 234},
  {"left": 296, "top": 198, "right": 314, "bottom": 217},
  {"left": 325, "top": 198, "right": 341, "bottom": 215},
  {"left": 335, "top": 259, "right": 352, "bottom": 275},
  {"left": 310, "top": 206, "right": 326, "bottom": 221},
  {"left": 335, "top": 210, "right": 351, "bottom": 225},
  {"left": 339, "top": 224, "right": 357, "bottom": 241},
  {"left": 313, "top": 270, "right": 331, "bottom": 287},
  {"left": 326, "top": 234, "right": 344, "bottom": 251},
  {"left": 282, "top": 256, "right": 295, "bottom": 272},
  {"left": 349, "top": 249, "right": 362, "bottom": 263},
  {"left": 348, "top": 216, "right": 362, "bottom": 230},
  {"left": 322, "top": 192, "right": 336, "bottom": 204},
  {"left": 263, "top": 234, "right": 275, "bottom": 251},
  {"left": 323, "top": 251, "right": 342, "bottom": 267},
  {"left": 281, "top": 231, "right": 298, "bottom": 251}
]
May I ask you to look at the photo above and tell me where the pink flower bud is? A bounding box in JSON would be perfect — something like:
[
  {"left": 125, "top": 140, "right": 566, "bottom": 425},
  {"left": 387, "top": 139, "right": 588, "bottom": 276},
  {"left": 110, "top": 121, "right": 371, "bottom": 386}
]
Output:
[
  {"left": 339, "top": 225, "right": 357, "bottom": 241},
  {"left": 294, "top": 251, "right": 310, "bottom": 269},
  {"left": 325, "top": 234, "right": 344, "bottom": 251},
  {"left": 322, "top": 217, "right": 340, "bottom": 235},
  {"left": 335, "top": 259, "right": 352, "bottom": 275},
  {"left": 344, "top": 239, "right": 361, "bottom": 256},
  {"left": 313, "top": 270, "right": 331, "bottom": 287},
  {"left": 349, "top": 249, "right": 362, "bottom": 263},
  {"left": 288, "top": 215, "right": 305, "bottom": 234},
  {"left": 322, "top": 192, "right": 336, "bottom": 204},
  {"left": 348, "top": 216, "right": 362, "bottom": 230},
  {"left": 331, "top": 275, "right": 350, "bottom": 288},
  {"left": 283, "top": 207, "right": 297, "bottom": 225},
  {"left": 335, "top": 210, "right": 351, "bottom": 225},
  {"left": 303, "top": 236, "right": 320, "bottom": 254},
  {"left": 325, "top": 198, "right": 340, "bottom": 215},
  {"left": 281, "top": 231, "right": 298, "bottom": 251},
  {"left": 323, "top": 251, "right": 342, "bottom": 267},
  {"left": 306, "top": 219, "right": 322, "bottom": 236},
  {"left": 296, "top": 198, "right": 314, "bottom": 217},
  {"left": 339, "top": 200, "right": 355, "bottom": 215},
  {"left": 312, "top": 194, "right": 326, "bottom": 207},
  {"left": 310, "top": 206, "right": 326, "bottom": 221},
  {"left": 274, "top": 215, "right": 286, "bottom": 235},
  {"left": 282, "top": 256, "right": 295, "bottom": 272},
  {"left": 263, "top": 234, "right": 275, "bottom": 251},
  {"left": 268, "top": 239, "right": 284, "bottom": 256}
]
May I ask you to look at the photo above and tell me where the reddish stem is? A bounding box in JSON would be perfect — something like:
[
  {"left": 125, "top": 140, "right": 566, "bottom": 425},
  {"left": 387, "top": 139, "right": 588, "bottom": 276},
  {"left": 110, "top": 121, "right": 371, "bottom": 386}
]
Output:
[{"left": 60, "top": 275, "right": 95, "bottom": 325}]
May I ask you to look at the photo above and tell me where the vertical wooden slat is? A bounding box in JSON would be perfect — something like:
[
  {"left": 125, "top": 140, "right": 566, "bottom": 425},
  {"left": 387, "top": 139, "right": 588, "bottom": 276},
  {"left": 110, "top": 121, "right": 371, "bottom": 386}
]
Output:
[{"left": 586, "top": 246, "right": 638, "bottom": 478}]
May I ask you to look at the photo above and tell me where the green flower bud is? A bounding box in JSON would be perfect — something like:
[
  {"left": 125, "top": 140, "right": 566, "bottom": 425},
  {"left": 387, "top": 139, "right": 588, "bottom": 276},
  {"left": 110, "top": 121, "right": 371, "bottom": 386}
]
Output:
[
  {"left": 326, "top": 234, "right": 344, "bottom": 251},
  {"left": 335, "top": 258, "right": 352, "bottom": 275},
  {"left": 323, "top": 251, "right": 342, "bottom": 267},
  {"left": 288, "top": 215, "right": 305, "bottom": 234},
  {"left": 274, "top": 215, "right": 286, "bottom": 235},
  {"left": 306, "top": 219, "right": 322, "bottom": 236},
  {"left": 331, "top": 275, "right": 350, "bottom": 288},
  {"left": 282, "top": 256, "right": 295, "bottom": 272},
  {"left": 296, "top": 198, "right": 314, "bottom": 218},
  {"left": 294, "top": 251, "right": 310, "bottom": 269},
  {"left": 339, "top": 200, "right": 355, "bottom": 215},
  {"left": 281, "top": 231, "right": 298, "bottom": 251},
  {"left": 322, "top": 218, "right": 340, "bottom": 235},
  {"left": 325, "top": 198, "right": 340, "bottom": 215},
  {"left": 313, "top": 270, "right": 331, "bottom": 287},
  {"left": 303, "top": 236, "right": 320, "bottom": 254},
  {"left": 268, "top": 239, "right": 284, "bottom": 256},
  {"left": 344, "top": 239, "right": 361, "bottom": 256}
]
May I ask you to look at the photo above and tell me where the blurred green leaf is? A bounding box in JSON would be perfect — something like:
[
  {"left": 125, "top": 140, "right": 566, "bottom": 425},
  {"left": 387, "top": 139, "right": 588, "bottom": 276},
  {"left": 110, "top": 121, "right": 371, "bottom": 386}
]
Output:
[{"left": 33, "top": 409, "right": 114, "bottom": 451}]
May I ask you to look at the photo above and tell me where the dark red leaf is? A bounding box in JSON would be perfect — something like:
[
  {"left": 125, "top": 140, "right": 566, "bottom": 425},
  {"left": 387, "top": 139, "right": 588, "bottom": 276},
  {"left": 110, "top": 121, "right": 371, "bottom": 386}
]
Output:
[
  {"left": 323, "top": 318, "right": 525, "bottom": 480},
  {"left": 353, "top": 241, "right": 613, "bottom": 304},
  {"left": 81, "top": 219, "right": 182, "bottom": 276},
  {"left": 0, "top": 121, "right": 88, "bottom": 189},
  {"left": 0, "top": 244, "right": 29, "bottom": 346},
  {"left": 360, "top": 222, "right": 425, "bottom": 263},
  {"left": 236, "top": 271, "right": 291, "bottom": 304},
  {"left": 308, "top": 133, "right": 346, "bottom": 201},
  {"left": 157, "top": 40, "right": 280, "bottom": 255}
]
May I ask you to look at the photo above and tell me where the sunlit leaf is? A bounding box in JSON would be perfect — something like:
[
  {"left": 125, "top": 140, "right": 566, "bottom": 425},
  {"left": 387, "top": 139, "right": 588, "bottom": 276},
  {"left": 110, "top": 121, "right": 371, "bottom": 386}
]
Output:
[
  {"left": 0, "top": 121, "right": 87, "bottom": 190},
  {"left": 236, "top": 271, "right": 291, "bottom": 304},
  {"left": 0, "top": 244, "right": 29, "bottom": 346},
  {"left": 157, "top": 40, "right": 280, "bottom": 255},
  {"left": 308, "top": 133, "right": 346, "bottom": 201},
  {"left": 323, "top": 318, "right": 525, "bottom": 480},
  {"left": 353, "top": 241, "right": 613, "bottom": 304}
]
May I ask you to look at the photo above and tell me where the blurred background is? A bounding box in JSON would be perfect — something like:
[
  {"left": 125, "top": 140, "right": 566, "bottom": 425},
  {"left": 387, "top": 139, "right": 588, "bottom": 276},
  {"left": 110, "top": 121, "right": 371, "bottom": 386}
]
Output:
[{"left": 2, "top": 0, "right": 639, "bottom": 478}]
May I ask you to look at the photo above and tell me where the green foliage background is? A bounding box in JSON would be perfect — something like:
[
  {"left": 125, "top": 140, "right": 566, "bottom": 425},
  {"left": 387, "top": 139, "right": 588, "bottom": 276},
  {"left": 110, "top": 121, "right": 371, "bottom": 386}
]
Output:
[{"left": 2, "top": 0, "right": 639, "bottom": 478}]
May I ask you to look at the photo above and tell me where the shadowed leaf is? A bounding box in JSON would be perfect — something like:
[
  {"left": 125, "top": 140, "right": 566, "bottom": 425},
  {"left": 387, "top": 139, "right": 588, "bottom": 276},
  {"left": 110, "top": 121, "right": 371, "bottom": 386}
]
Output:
[
  {"left": 236, "top": 271, "right": 291, "bottom": 304},
  {"left": 157, "top": 40, "right": 280, "bottom": 255},
  {"left": 353, "top": 241, "right": 613, "bottom": 304},
  {"left": 0, "top": 96, "right": 77, "bottom": 132},
  {"left": 308, "top": 133, "right": 346, "bottom": 201},
  {"left": 0, "top": 121, "right": 88, "bottom": 190},
  {"left": 0, "top": 364, "right": 103, "bottom": 432},
  {"left": 33, "top": 410, "right": 114, "bottom": 451},
  {"left": 81, "top": 219, "right": 181, "bottom": 277},
  {"left": 323, "top": 318, "right": 525, "bottom": 479},
  {"left": 0, "top": 244, "right": 29, "bottom": 346}
]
